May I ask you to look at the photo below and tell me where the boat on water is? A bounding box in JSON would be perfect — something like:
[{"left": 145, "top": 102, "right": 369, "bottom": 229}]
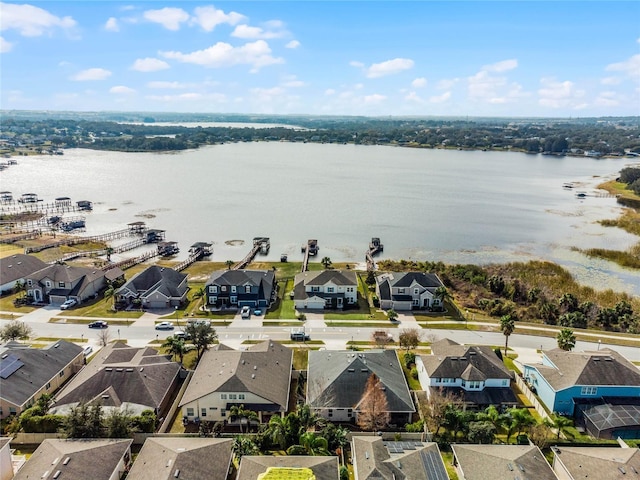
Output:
[
  {"left": 575, "top": 192, "right": 587, "bottom": 199},
  {"left": 562, "top": 182, "right": 574, "bottom": 189}
]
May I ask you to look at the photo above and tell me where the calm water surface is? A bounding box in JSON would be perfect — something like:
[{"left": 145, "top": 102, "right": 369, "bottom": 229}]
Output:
[{"left": 2, "top": 143, "right": 638, "bottom": 294}]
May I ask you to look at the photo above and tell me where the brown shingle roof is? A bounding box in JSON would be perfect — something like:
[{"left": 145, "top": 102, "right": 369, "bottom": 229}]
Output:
[{"left": 552, "top": 446, "right": 640, "bottom": 479}]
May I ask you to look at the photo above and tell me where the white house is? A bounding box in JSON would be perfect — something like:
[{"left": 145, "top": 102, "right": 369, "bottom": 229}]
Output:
[
  {"left": 293, "top": 270, "right": 358, "bottom": 310},
  {"left": 375, "top": 271, "right": 444, "bottom": 311}
]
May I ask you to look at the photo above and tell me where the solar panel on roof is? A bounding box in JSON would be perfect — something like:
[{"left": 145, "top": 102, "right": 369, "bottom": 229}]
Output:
[
  {"left": 420, "top": 449, "right": 448, "bottom": 480},
  {"left": 0, "top": 354, "right": 24, "bottom": 379}
]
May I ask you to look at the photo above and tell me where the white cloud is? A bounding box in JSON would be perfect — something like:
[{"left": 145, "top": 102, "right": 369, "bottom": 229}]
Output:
[
  {"left": 437, "top": 78, "right": 458, "bottom": 90},
  {"left": 285, "top": 40, "right": 300, "bottom": 49},
  {"left": 363, "top": 94, "right": 386, "bottom": 104},
  {"left": 147, "top": 81, "right": 188, "bottom": 89},
  {"left": 325, "top": 89, "right": 336, "bottom": 96},
  {"left": 411, "top": 77, "right": 427, "bottom": 88},
  {"left": 146, "top": 92, "right": 227, "bottom": 103},
  {"left": 601, "top": 76, "right": 622, "bottom": 85},
  {"left": 594, "top": 91, "right": 619, "bottom": 107},
  {"left": 143, "top": 7, "right": 189, "bottom": 31},
  {"left": 110, "top": 85, "right": 135, "bottom": 94},
  {"left": 281, "top": 75, "right": 305, "bottom": 88},
  {"left": 430, "top": 91, "right": 451, "bottom": 103},
  {"left": 366, "top": 58, "right": 414, "bottom": 78},
  {"left": 482, "top": 58, "right": 518, "bottom": 73},
  {"left": 160, "top": 40, "right": 284, "bottom": 72},
  {"left": 606, "top": 54, "right": 640, "bottom": 78},
  {"left": 131, "top": 57, "right": 170, "bottom": 72},
  {"left": 104, "top": 17, "right": 119, "bottom": 32},
  {"left": 350, "top": 61, "right": 364, "bottom": 68},
  {"left": 0, "top": 2, "right": 77, "bottom": 37},
  {"left": 537, "top": 77, "right": 586, "bottom": 109},
  {"left": 231, "top": 24, "right": 285, "bottom": 40},
  {"left": 0, "top": 36, "right": 13, "bottom": 53},
  {"left": 191, "top": 5, "right": 245, "bottom": 31},
  {"left": 70, "top": 68, "right": 112, "bottom": 81},
  {"left": 405, "top": 91, "right": 424, "bottom": 103}
]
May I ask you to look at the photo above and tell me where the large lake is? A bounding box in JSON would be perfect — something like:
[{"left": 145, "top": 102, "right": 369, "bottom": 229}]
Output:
[{"left": 2, "top": 143, "right": 638, "bottom": 294}]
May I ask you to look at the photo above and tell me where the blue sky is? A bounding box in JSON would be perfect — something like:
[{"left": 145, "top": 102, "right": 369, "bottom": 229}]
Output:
[{"left": 1, "top": 1, "right": 639, "bottom": 117}]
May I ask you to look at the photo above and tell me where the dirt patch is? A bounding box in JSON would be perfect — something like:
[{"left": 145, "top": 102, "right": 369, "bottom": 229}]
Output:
[{"left": 225, "top": 239, "right": 245, "bottom": 246}]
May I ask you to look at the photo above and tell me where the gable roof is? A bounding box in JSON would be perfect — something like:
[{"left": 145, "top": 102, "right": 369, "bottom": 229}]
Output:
[
  {"left": 0, "top": 340, "right": 83, "bottom": 407},
  {"left": 0, "top": 254, "right": 47, "bottom": 285},
  {"left": 127, "top": 437, "right": 233, "bottom": 480},
  {"left": 51, "top": 342, "right": 181, "bottom": 415},
  {"left": 28, "top": 264, "right": 106, "bottom": 297},
  {"left": 553, "top": 446, "right": 640, "bottom": 479},
  {"left": 237, "top": 456, "right": 339, "bottom": 480},
  {"left": 420, "top": 340, "right": 513, "bottom": 381},
  {"left": 527, "top": 348, "right": 640, "bottom": 391},
  {"left": 14, "top": 439, "right": 132, "bottom": 480},
  {"left": 378, "top": 271, "right": 443, "bottom": 289},
  {"left": 307, "top": 350, "right": 414, "bottom": 413},
  {"left": 116, "top": 266, "right": 187, "bottom": 299},
  {"left": 352, "top": 437, "right": 448, "bottom": 480},
  {"left": 207, "top": 269, "right": 275, "bottom": 289},
  {"left": 452, "top": 444, "right": 558, "bottom": 480},
  {"left": 179, "top": 341, "right": 292, "bottom": 411},
  {"left": 295, "top": 270, "right": 357, "bottom": 287}
]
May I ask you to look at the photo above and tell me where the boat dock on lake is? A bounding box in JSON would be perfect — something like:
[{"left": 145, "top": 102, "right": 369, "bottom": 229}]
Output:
[
  {"left": 234, "top": 237, "right": 270, "bottom": 270},
  {"left": 366, "top": 237, "right": 383, "bottom": 271},
  {"left": 301, "top": 239, "right": 319, "bottom": 272}
]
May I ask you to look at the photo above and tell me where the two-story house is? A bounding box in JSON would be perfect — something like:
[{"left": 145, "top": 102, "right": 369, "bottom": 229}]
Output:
[
  {"left": 293, "top": 270, "right": 358, "bottom": 310},
  {"left": 415, "top": 338, "right": 517, "bottom": 409},
  {"left": 204, "top": 270, "right": 276, "bottom": 310},
  {"left": 179, "top": 341, "right": 292, "bottom": 424},
  {"left": 523, "top": 348, "right": 640, "bottom": 416},
  {"left": 25, "top": 264, "right": 108, "bottom": 305},
  {"left": 375, "top": 271, "right": 444, "bottom": 311},
  {"left": 0, "top": 254, "right": 47, "bottom": 294}
]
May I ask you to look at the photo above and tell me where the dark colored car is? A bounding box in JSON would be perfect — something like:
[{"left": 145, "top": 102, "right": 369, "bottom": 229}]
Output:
[{"left": 88, "top": 321, "right": 108, "bottom": 329}]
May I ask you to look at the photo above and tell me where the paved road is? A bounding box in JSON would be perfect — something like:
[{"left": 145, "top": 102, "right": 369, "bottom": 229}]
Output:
[{"left": 5, "top": 306, "right": 640, "bottom": 362}]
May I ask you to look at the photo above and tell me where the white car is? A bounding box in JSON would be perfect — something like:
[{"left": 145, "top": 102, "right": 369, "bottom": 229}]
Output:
[
  {"left": 241, "top": 306, "right": 251, "bottom": 319},
  {"left": 83, "top": 345, "right": 93, "bottom": 356},
  {"left": 155, "top": 321, "right": 174, "bottom": 330},
  {"left": 60, "top": 298, "right": 77, "bottom": 310}
]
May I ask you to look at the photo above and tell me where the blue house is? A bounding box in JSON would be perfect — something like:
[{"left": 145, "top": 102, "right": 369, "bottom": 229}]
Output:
[{"left": 523, "top": 348, "right": 640, "bottom": 416}]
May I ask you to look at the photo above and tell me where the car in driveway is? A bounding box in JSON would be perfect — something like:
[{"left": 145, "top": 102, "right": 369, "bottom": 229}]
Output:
[
  {"left": 60, "top": 298, "right": 77, "bottom": 310},
  {"left": 88, "top": 321, "right": 108, "bottom": 329},
  {"left": 253, "top": 308, "right": 263, "bottom": 316},
  {"left": 240, "top": 306, "right": 251, "bottom": 319},
  {"left": 155, "top": 321, "right": 174, "bottom": 330}
]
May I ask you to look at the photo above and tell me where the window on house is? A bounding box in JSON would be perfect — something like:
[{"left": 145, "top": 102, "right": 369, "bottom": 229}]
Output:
[
  {"left": 398, "top": 288, "right": 405, "bottom": 294},
  {"left": 221, "top": 286, "right": 227, "bottom": 292},
  {"left": 413, "top": 299, "right": 420, "bottom": 305},
  {"left": 311, "top": 286, "right": 320, "bottom": 292},
  {"left": 245, "top": 285, "right": 251, "bottom": 293},
  {"left": 414, "top": 288, "right": 420, "bottom": 295},
  {"left": 328, "top": 409, "right": 333, "bottom": 417},
  {"left": 27, "top": 280, "right": 33, "bottom": 287},
  {"left": 58, "top": 282, "right": 65, "bottom": 288},
  {"left": 229, "top": 394, "right": 237, "bottom": 400},
  {"left": 230, "top": 296, "right": 237, "bottom": 304},
  {"left": 502, "top": 379, "right": 508, "bottom": 386},
  {"left": 221, "top": 410, "right": 226, "bottom": 417},
  {"left": 209, "top": 296, "right": 217, "bottom": 304},
  {"left": 327, "top": 287, "right": 335, "bottom": 293},
  {"left": 221, "top": 394, "right": 227, "bottom": 399},
  {"left": 9, "top": 407, "right": 16, "bottom": 414},
  {"left": 581, "top": 386, "right": 598, "bottom": 395},
  {"left": 46, "top": 281, "right": 52, "bottom": 288},
  {"left": 201, "top": 408, "right": 207, "bottom": 417},
  {"left": 186, "top": 408, "right": 194, "bottom": 417},
  {"left": 347, "top": 287, "right": 354, "bottom": 292},
  {"left": 239, "top": 394, "right": 245, "bottom": 399},
  {"left": 46, "top": 382, "right": 51, "bottom": 389},
  {"left": 231, "top": 286, "right": 236, "bottom": 293},
  {"left": 59, "top": 371, "right": 64, "bottom": 377},
  {"left": 209, "top": 286, "right": 217, "bottom": 293}
]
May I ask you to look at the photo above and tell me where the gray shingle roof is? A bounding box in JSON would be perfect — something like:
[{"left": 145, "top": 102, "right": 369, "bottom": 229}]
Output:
[
  {"left": 0, "top": 254, "right": 47, "bottom": 285},
  {"left": 381, "top": 272, "right": 443, "bottom": 289},
  {"left": 237, "top": 456, "right": 339, "bottom": 480},
  {"left": 527, "top": 348, "right": 640, "bottom": 391},
  {"left": 127, "top": 437, "right": 233, "bottom": 480},
  {"left": 52, "top": 342, "right": 180, "bottom": 415},
  {"left": 295, "top": 270, "right": 357, "bottom": 287},
  {"left": 0, "top": 340, "right": 83, "bottom": 407},
  {"left": 307, "top": 350, "right": 414, "bottom": 413},
  {"left": 552, "top": 446, "right": 640, "bottom": 479},
  {"left": 14, "top": 439, "right": 132, "bottom": 480},
  {"left": 116, "top": 266, "right": 187, "bottom": 299},
  {"left": 179, "top": 341, "right": 292, "bottom": 411},
  {"left": 452, "top": 444, "right": 557, "bottom": 480},
  {"left": 28, "top": 264, "right": 107, "bottom": 297}
]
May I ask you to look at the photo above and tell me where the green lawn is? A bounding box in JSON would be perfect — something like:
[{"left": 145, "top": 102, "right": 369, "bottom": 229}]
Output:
[{"left": 265, "top": 278, "right": 297, "bottom": 319}]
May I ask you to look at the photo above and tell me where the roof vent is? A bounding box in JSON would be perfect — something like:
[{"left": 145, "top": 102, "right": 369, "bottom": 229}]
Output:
[
  {"left": 54, "top": 344, "right": 59, "bottom": 348},
  {"left": 140, "top": 368, "right": 144, "bottom": 372},
  {"left": 42, "top": 470, "right": 50, "bottom": 478},
  {"left": 63, "top": 457, "right": 70, "bottom": 465},
  {"left": 618, "top": 467, "right": 627, "bottom": 474},
  {"left": 254, "top": 365, "right": 257, "bottom": 370},
  {"left": 242, "top": 360, "right": 245, "bottom": 365},
  {"left": 251, "top": 374, "right": 255, "bottom": 379},
  {"left": 1, "top": 354, "right": 8, "bottom": 359},
  {"left": 507, "top": 463, "right": 514, "bottom": 471},
  {"left": 126, "top": 368, "right": 133, "bottom": 372},
  {"left": 174, "top": 469, "right": 180, "bottom": 478},
  {"left": 52, "top": 458, "right": 59, "bottom": 465},
  {"left": 166, "top": 459, "right": 172, "bottom": 467},
  {"left": 365, "top": 452, "right": 369, "bottom": 459},
  {"left": 116, "top": 368, "right": 123, "bottom": 372},
  {"left": 348, "top": 369, "right": 355, "bottom": 373},
  {"left": 517, "top": 464, "right": 525, "bottom": 472},
  {"left": 53, "top": 471, "right": 61, "bottom": 479},
  {"left": 105, "top": 368, "right": 112, "bottom": 371}
]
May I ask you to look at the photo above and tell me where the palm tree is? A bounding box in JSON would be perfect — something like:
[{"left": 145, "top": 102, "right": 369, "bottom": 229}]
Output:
[
  {"left": 267, "top": 415, "right": 292, "bottom": 450},
  {"left": 321, "top": 257, "right": 332, "bottom": 269},
  {"left": 104, "top": 282, "right": 116, "bottom": 310},
  {"left": 298, "top": 431, "right": 330, "bottom": 456},
  {"left": 478, "top": 405, "right": 507, "bottom": 434},
  {"left": 229, "top": 404, "right": 259, "bottom": 434},
  {"left": 387, "top": 309, "right": 398, "bottom": 323},
  {"left": 105, "top": 246, "right": 114, "bottom": 262},
  {"left": 225, "top": 260, "right": 234, "bottom": 270},
  {"left": 544, "top": 414, "right": 573, "bottom": 439},
  {"left": 500, "top": 314, "right": 515, "bottom": 356},
  {"left": 556, "top": 328, "right": 576, "bottom": 351},
  {"left": 162, "top": 335, "right": 187, "bottom": 365},
  {"left": 508, "top": 408, "right": 536, "bottom": 439},
  {"left": 434, "top": 286, "right": 449, "bottom": 311},
  {"left": 296, "top": 404, "right": 325, "bottom": 431}
]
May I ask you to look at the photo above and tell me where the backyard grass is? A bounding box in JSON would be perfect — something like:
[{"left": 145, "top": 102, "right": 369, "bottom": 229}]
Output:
[
  {"left": 35, "top": 336, "right": 87, "bottom": 343},
  {"left": 503, "top": 355, "right": 521, "bottom": 375},
  {"left": 265, "top": 278, "right": 297, "bottom": 319},
  {"left": 0, "top": 292, "right": 37, "bottom": 314},
  {"left": 440, "top": 452, "right": 459, "bottom": 480},
  {"left": 293, "top": 349, "right": 309, "bottom": 370}
]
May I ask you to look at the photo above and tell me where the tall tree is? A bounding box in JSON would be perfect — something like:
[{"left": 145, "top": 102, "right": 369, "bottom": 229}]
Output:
[
  {"left": 184, "top": 322, "right": 217, "bottom": 362},
  {"left": 398, "top": 328, "right": 421, "bottom": 351},
  {"left": 544, "top": 414, "right": 574, "bottom": 439},
  {"left": 500, "top": 314, "right": 515, "bottom": 356},
  {"left": 0, "top": 320, "right": 33, "bottom": 342},
  {"left": 556, "top": 328, "right": 576, "bottom": 351},
  {"left": 420, "top": 387, "right": 461, "bottom": 438},
  {"left": 162, "top": 335, "right": 188, "bottom": 364},
  {"left": 63, "top": 403, "right": 103, "bottom": 438},
  {"left": 356, "top": 374, "right": 390, "bottom": 431},
  {"left": 321, "top": 257, "right": 333, "bottom": 269},
  {"left": 229, "top": 404, "right": 259, "bottom": 434}
]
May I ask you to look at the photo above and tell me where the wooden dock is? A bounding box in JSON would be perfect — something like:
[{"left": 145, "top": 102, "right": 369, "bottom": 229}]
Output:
[
  {"left": 103, "top": 249, "right": 158, "bottom": 271},
  {"left": 233, "top": 237, "right": 269, "bottom": 270},
  {"left": 23, "top": 227, "right": 144, "bottom": 253},
  {"left": 174, "top": 243, "right": 212, "bottom": 272},
  {"left": 365, "top": 237, "right": 383, "bottom": 271},
  {"left": 301, "top": 239, "right": 318, "bottom": 272}
]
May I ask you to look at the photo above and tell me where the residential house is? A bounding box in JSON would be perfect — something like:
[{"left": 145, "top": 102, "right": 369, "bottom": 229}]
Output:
[
  {"left": 375, "top": 271, "right": 444, "bottom": 311},
  {"left": 415, "top": 338, "right": 517, "bottom": 409},
  {"left": 127, "top": 437, "right": 233, "bottom": 480},
  {"left": 115, "top": 265, "right": 188, "bottom": 309},
  {"left": 0, "top": 254, "right": 47, "bottom": 294},
  {"left": 523, "top": 348, "right": 640, "bottom": 416},
  {"left": 14, "top": 439, "right": 132, "bottom": 480},
  {"left": 0, "top": 437, "right": 13, "bottom": 480},
  {"left": 293, "top": 270, "right": 358, "bottom": 310},
  {"left": 451, "top": 444, "right": 558, "bottom": 480},
  {"left": 204, "top": 269, "right": 276, "bottom": 310},
  {"left": 306, "top": 349, "right": 415, "bottom": 426},
  {"left": 351, "top": 437, "right": 448, "bottom": 480},
  {"left": 575, "top": 401, "right": 640, "bottom": 440},
  {"left": 551, "top": 445, "right": 640, "bottom": 480},
  {"left": 24, "top": 264, "right": 108, "bottom": 305},
  {"left": 50, "top": 341, "right": 182, "bottom": 419},
  {"left": 0, "top": 340, "right": 84, "bottom": 419},
  {"left": 237, "top": 456, "right": 339, "bottom": 480},
  {"left": 179, "top": 340, "right": 292, "bottom": 423}
]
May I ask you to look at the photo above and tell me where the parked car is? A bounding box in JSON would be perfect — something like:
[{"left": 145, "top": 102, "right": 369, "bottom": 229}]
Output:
[
  {"left": 253, "top": 308, "right": 263, "bottom": 316},
  {"left": 290, "top": 331, "right": 310, "bottom": 341},
  {"left": 83, "top": 345, "right": 93, "bottom": 356},
  {"left": 155, "top": 321, "right": 174, "bottom": 330},
  {"left": 88, "top": 321, "right": 108, "bottom": 329},
  {"left": 60, "top": 298, "right": 77, "bottom": 310},
  {"left": 174, "top": 330, "right": 190, "bottom": 340},
  {"left": 241, "top": 306, "right": 251, "bottom": 319}
]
